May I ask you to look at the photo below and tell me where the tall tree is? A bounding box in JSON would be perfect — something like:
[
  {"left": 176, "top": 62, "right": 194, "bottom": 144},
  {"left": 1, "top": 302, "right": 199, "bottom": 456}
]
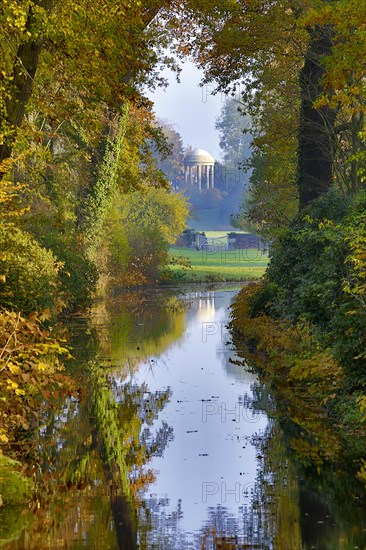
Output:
[
  {"left": 152, "top": 119, "right": 185, "bottom": 187},
  {"left": 0, "top": 0, "right": 173, "bottom": 176},
  {"left": 215, "top": 97, "right": 252, "bottom": 166},
  {"left": 298, "top": 23, "right": 337, "bottom": 207},
  {"left": 171, "top": 0, "right": 363, "bottom": 211},
  {"left": 0, "top": 0, "right": 54, "bottom": 172}
]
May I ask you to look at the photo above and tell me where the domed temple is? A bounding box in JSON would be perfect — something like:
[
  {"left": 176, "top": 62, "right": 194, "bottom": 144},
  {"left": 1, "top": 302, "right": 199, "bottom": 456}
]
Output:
[{"left": 184, "top": 148, "right": 215, "bottom": 191}]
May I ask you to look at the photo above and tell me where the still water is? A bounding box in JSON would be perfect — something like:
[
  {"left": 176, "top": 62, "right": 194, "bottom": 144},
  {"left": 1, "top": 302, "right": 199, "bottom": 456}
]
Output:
[{"left": 3, "top": 286, "right": 366, "bottom": 549}]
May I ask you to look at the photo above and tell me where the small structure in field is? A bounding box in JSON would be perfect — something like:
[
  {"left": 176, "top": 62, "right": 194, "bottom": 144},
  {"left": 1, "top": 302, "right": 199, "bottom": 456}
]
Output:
[
  {"left": 227, "top": 232, "right": 261, "bottom": 250},
  {"left": 175, "top": 230, "right": 269, "bottom": 252},
  {"left": 176, "top": 229, "right": 207, "bottom": 249}
]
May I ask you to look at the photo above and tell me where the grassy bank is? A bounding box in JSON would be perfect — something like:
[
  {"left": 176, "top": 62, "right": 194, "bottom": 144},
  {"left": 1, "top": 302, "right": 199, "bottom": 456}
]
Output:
[{"left": 166, "top": 246, "right": 269, "bottom": 283}]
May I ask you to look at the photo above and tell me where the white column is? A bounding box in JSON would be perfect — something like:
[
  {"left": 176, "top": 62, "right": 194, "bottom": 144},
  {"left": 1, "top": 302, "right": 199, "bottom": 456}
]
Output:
[
  {"left": 210, "top": 164, "right": 215, "bottom": 188},
  {"left": 198, "top": 164, "right": 202, "bottom": 191},
  {"left": 184, "top": 165, "right": 188, "bottom": 183},
  {"left": 188, "top": 165, "right": 192, "bottom": 184},
  {"left": 206, "top": 165, "right": 209, "bottom": 190}
]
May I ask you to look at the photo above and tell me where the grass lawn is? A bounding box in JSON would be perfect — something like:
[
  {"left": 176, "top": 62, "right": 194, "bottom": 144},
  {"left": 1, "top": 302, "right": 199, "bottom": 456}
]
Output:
[{"left": 166, "top": 246, "right": 269, "bottom": 283}]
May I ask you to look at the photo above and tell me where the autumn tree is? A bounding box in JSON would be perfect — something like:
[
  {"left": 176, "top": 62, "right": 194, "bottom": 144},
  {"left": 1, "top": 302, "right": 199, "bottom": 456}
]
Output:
[
  {"left": 0, "top": 0, "right": 53, "bottom": 172},
  {"left": 108, "top": 187, "right": 188, "bottom": 285},
  {"left": 0, "top": 0, "right": 174, "bottom": 171},
  {"left": 1, "top": 0, "right": 181, "bottom": 308},
  {"left": 168, "top": 0, "right": 365, "bottom": 215},
  {"left": 215, "top": 97, "right": 252, "bottom": 167},
  {"left": 152, "top": 119, "right": 185, "bottom": 187}
]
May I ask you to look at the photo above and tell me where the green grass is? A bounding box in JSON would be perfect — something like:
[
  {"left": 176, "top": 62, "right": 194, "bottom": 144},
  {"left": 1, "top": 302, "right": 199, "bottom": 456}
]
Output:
[{"left": 166, "top": 246, "right": 269, "bottom": 283}]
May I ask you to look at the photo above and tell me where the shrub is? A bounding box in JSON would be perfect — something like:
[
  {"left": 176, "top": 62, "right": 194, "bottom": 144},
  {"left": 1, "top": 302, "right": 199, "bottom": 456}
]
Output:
[
  {"left": 0, "top": 455, "right": 33, "bottom": 506},
  {"left": 108, "top": 188, "right": 189, "bottom": 285},
  {"left": 38, "top": 231, "right": 98, "bottom": 312},
  {"left": 0, "top": 225, "right": 61, "bottom": 315},
  {"left": 248, "top": 189, "right": 366, "bottom": 384},
  {"left": 0, "top": 308, "right": 71, "bottom": 446}
]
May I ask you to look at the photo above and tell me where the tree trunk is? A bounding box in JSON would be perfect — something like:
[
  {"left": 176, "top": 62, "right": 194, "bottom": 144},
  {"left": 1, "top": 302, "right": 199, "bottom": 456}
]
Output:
[
  {"left": 75, "top": 104, "right": 129, "bottom": 252},
  {"left": 298, "top": 25, "right": 337, "bottom": 208},
  {"left": 0, "top": 0, "right": 165, "bottom": 178},
  {"left": 0, "top": 0, "right": 54, "bottom": 176}
]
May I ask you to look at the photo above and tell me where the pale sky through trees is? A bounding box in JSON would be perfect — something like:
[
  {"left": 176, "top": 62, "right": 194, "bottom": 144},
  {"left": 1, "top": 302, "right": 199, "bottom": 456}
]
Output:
[{"left": 149, "top": 60, "right": 225, "bottom": 160}]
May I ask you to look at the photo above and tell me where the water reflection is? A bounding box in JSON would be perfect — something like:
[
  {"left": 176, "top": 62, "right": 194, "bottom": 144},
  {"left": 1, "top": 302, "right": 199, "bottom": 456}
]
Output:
[
  {"left": 2, "top": 286, "right": 366, "bottom": 549},
  {"left": 120, "top": 289, "right": 268, "bottom": 547}
]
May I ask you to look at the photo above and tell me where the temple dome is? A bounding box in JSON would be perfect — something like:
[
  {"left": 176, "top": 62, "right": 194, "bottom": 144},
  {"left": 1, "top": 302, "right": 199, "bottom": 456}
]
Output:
[{"left": 184, "top": 148, "right": 215, "bottom": 165}]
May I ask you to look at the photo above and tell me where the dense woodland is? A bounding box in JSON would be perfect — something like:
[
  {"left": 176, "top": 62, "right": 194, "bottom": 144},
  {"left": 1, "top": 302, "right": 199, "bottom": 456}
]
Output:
[{"left": 1, "top": 0, "right": 366, "bottom": 537}]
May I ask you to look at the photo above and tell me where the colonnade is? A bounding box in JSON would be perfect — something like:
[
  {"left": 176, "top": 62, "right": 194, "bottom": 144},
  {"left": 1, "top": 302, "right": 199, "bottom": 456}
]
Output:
[{"left": 184, "top": 163, "right": 215, "bottom": 190}]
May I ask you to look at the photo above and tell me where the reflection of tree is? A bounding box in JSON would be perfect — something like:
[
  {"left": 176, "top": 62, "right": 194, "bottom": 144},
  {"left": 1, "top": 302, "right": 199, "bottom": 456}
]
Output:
[
  {"left": 90, "top": 363, "right": 173, "bottom": 549},
  {"left": 134, "top": 500, "right": 271, "bottom": 549},
  {"left": 138, "top": 503, "right": 248, "bottom": 549},
  {"left": 12, "top": 286, "right": 366, "bottom": 548},
  {"left": 4, "top": 361, "right": 173, "bottom": 549},
  {"left": 137, "top": 497, "right": 188, "bottom": 549},
  {"left": 98, "top": 290, "right": 187, "bottom": 368},
  {"left": 199, "top": 506, "right": 255, "bottom": 548},
  {"left": 248, "top": 422, "right": 302, "bottom": 549},
  {"left": 2, "top": 289, "right": 186, "bottom": 548},
  {"left": 244, "top": 381, "right": 366, "bottom": 549}
]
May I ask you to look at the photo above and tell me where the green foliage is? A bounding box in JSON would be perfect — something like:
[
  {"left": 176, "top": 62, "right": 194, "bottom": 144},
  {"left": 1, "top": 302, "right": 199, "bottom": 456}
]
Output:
[
  {"left": 243, "top": 148, "right": 299, "bottom": 238},
  {"left": 262, "top": 193, "right": 366, "bottom": 373},
  {"left": 249, "top": 281, "right": 284, "bottom": 318},
  {"left": 0, "top": 225, "right": 61, "bottom": 314},
  {"left": 236, "top": 189, "right": 366, "bottom": 448},
  {"left": 0, "top": 454, "right": 32, "bottom": 545},
  {"left": 42, "top": 234, "right": 98, "bottom": 312},
  {"left": 81, "top": 105, "right": 129, "bottom": 254},
  {"left": 0, "top": 455, "right": 33, "bottom": 506},
  {"left": 215, "top": 97, "right": 252, "bottom": 166},
  {"left": 108, "top": 188, "right": 189, "bottom": 285}
]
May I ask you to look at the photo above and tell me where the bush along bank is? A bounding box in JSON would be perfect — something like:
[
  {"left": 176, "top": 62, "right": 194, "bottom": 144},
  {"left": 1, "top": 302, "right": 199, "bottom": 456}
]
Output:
[{"left": 230, "top": 190, "right": 366, "bottom": 481}]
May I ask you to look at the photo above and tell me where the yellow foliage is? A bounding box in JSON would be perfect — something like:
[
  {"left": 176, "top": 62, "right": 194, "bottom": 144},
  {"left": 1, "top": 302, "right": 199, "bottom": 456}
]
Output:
[
  {"left": 303, "top": 0, "right": 366, "bottom": 113},
  {"left": 230, "top": 283, "right": 344, "bottom": 465},
  {"left": 36, "top": 362, "right": 49, "bottom": 372},
  {"left": 6, "top": 379, "right": 19, "bottom": 390},
  {"left": 0, "top": 308, "right": 72, "bottom": 448},
  {"left": 0, "top": 432, "right": 9, "bottom": 443},
  {"left": 356, "top": 396, "right": 366, "bottom": 423},
  {"left": 357, "top": 460, "right": 366, "bottom": 484},
  {"left": 289, "top": 351, "right": 342, "bottom": 385}
]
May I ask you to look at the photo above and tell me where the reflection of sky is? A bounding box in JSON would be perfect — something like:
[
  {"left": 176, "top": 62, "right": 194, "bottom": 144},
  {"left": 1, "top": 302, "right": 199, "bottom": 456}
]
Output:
[{"left": 131, "top": 290, "right": 268, "bottom": 541}]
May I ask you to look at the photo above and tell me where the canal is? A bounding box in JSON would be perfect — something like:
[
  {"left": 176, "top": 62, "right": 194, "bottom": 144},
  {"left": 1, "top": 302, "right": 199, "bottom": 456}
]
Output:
[{"left": 2, "top": 286, "right": 366, "bottom": 549}]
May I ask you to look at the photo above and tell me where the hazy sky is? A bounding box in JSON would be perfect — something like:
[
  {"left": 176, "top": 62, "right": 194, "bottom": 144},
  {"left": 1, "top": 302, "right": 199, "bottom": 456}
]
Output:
[{"left": 148, "top": 60, "right": 226, "bottom": 160}]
